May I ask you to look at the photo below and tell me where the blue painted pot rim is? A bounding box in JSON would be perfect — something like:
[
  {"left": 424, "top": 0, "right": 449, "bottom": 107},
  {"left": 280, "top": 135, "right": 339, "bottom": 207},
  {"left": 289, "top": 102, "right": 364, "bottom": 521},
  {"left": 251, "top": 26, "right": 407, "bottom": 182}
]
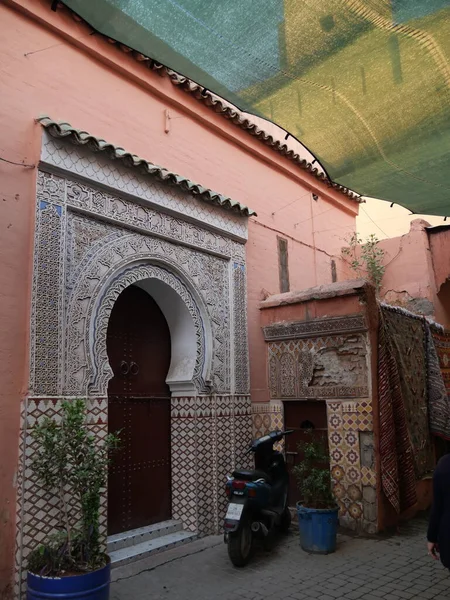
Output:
[
  {"left": 27, "top": 557, "right": 110, "bottom": 594},
  {"left": 28, "top": 557, "right": 110, "bottom": 580},
  {"left": 296, "top": 502, "right": 339, "bottom": 514}
]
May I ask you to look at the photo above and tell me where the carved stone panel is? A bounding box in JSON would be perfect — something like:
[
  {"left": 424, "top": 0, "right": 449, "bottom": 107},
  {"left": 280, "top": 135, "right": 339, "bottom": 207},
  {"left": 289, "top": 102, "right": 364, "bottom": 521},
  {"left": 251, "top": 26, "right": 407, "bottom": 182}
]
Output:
[
  {"left": 31, "top": 169, "right": 249, "bottom": 398},
  {"left": 233, "top": 262, "right": 250, "bottom": 394},
  {"left": 30, "top": 172, "right": 67, "bottom": 395},
  {"left": 268, "top": 334, "right": 369, "bottom": 399},
  {"left": 64, "top": 229, "right": 230, "bottom": 396},
  {"left": 263, "top": 314, "right": 367, "bottom": 341},
  {"left": 64, "top": 178, "right": 234, "bottom": 258}
]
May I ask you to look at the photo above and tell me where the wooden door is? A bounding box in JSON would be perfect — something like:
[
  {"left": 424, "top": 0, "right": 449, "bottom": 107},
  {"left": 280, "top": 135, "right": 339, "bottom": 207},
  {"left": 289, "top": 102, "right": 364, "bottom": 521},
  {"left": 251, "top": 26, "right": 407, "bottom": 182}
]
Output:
[
  {"left": 284, "top": 401, "right": 329, "bottom": 506},
  {"left": 107, "top": 285, "right": 172, "bottom": 535}
]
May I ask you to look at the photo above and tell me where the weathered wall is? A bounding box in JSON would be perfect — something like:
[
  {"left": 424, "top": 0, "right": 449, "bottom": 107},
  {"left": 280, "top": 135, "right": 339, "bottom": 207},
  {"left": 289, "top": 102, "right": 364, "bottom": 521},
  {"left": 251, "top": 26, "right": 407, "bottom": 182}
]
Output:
[
  {"left": 436, "top": 281, "right": 450, "bottom": 328},
  {"left": 429, "top": 227, "right": 450, "bottom": 292},
  {"left": 372, "top": 219, "right": 450, "bottom": 328},
  {"left": 0, "top": 2, "right": 358, "bottom": 594},
  {"left": 260, "top": 281, "right": 379, "bottom": 533},
  {"left": 379, "top": 220, "right": 436, "bottom": 315},
  {"left": 429, "top": 227, "right": 450, "bottom": 327}
]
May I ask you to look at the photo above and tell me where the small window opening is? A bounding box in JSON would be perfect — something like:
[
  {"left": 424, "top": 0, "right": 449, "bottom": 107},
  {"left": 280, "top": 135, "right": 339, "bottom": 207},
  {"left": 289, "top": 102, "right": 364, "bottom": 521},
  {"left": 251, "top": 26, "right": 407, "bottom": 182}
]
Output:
[{"left": 278, "top": 237, "right": 290, "bottom": 293}]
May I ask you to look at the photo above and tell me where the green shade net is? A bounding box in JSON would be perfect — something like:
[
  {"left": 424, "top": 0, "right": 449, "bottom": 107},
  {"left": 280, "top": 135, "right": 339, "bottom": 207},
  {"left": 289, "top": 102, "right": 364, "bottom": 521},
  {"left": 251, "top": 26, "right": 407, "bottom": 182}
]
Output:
[{"left": 63, "top": 0, "right": 450, "bottom": 216}]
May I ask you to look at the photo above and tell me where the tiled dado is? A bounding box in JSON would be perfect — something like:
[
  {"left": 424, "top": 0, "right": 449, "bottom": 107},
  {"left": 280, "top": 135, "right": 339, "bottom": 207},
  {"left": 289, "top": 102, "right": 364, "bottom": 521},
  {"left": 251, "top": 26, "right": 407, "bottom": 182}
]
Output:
[
  {"left": 15, "top": 395, "right": 251, "bottom": 597},
  {"left": 327, "top": 400, "right": 377, "bottom": 534},
  {"left": 14, "top": 397, "right": 108, "bottom": 600},
  {"left": 251, "top": 401, "right": 284, "bottom": 451},
  {"left": 170, "top": 395, "right": 252, "bottom": 535},
  {"left": 251, "top": 400, "right": 284, "bottom": 437}
]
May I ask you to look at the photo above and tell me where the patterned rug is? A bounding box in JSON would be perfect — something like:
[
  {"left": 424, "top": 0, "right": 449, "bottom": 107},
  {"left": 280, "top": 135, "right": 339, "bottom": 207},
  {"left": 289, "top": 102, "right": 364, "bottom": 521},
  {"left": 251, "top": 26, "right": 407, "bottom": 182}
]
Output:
[
  {"left": 427, "top": 326, "right": 450, "bottom": 440},
  {"left": 381, "top": 307, "right": 435, "bottom": 480},
  {"left": 378, "top": 311, "right": 417, "bottom": 514},
  {"left": 433, "top": 329, "right": 450, "bottom": 394}
]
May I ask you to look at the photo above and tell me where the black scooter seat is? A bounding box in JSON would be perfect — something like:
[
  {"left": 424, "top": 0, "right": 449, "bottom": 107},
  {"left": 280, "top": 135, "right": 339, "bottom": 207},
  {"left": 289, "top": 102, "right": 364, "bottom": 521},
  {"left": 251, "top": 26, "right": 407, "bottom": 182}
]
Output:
[{"left": 232, "top": 469, "right": 271, "bottom": 484}]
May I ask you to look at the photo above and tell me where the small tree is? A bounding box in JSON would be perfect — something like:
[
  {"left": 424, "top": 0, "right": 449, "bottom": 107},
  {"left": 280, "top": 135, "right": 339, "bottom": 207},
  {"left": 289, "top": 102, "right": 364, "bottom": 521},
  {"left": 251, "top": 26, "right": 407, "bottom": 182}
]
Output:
[
  {"left": 293, "top": 434, "right": 335, "bottom": 510},
  {"left": 342, "top": 233, "right": 385, "bottom": 294},
  {"left": 28, "top": 399, "right": 119, "bottom": 576}
]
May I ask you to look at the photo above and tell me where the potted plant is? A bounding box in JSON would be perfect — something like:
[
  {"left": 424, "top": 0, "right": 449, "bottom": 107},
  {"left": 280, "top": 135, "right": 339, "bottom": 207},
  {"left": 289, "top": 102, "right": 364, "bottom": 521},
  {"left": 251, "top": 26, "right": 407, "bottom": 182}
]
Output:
[
  {"left": 293, "top": 434, "right": 339, "bottom": 554},
  {"left": 27, "top": 399, "right": 119, "bottom": 600}
]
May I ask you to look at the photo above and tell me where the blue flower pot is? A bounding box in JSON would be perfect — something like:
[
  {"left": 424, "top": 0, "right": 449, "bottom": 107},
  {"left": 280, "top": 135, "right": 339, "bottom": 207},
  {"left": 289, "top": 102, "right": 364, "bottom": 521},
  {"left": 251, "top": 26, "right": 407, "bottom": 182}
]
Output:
[
  {"left": 296, "top": 503, "right": 339, "bottom": 554},
  {"left": 27, "top": 560, "right": 110, "bottom": 600}
]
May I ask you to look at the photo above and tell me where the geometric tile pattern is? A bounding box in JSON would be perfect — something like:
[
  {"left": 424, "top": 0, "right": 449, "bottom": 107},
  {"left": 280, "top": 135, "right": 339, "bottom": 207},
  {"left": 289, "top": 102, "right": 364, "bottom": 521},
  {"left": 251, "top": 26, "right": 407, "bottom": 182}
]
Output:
[
  {"left": 171, "top": 395, "right": 252, "bottom": 535},
  {"left": 16, "top": 394, "right": 252, "bottom": 597},
  {"left": 14, "top": 397, "right": 108, "bottom": 600},
  {"left": 361, "top": 466, "right": 377, "bottom": 487},
  {"left": 252, "top": 400, "right": 284, "bottom": 451},
  {"left": 342, "top": 400, "right": 373, "bottom": 431},
  {"left": 327, "top": 400, "right": 377, "bottom": 533}
]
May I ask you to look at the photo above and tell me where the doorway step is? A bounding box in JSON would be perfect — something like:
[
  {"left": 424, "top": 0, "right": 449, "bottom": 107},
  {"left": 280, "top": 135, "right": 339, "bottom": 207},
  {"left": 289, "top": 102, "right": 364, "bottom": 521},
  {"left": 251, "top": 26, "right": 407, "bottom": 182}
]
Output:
[{"left": 108, "top": 520, "right": 197, "bottom": 568}]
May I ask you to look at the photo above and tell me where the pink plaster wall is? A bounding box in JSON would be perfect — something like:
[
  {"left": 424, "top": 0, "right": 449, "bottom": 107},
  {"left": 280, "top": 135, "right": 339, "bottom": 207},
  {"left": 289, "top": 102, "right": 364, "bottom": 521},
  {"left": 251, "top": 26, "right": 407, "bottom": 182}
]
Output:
[
  {"left": 436, "top": 281, "right": 450, "bottom": 327},
  {"left": 377, "top": 220, "right": 450, "bottom": 328},
  {"left": 429, "top": 228, "right": 450, "bottom": 291},
  {"left": 0, "top": 2, "right": 358, "bottom": 591},
  {"left": 429, "top": 228, "right": 450, "bottom": 327},
  {"left": 380, "top": 220, "right": 435, "bottom": 304}
]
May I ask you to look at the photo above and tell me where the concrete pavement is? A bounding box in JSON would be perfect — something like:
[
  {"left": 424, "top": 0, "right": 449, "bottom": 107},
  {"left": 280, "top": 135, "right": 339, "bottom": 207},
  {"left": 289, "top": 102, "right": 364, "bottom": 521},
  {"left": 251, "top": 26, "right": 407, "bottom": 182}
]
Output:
[{"left": 111, "top": 518, "right": 448, "bottom": 600}]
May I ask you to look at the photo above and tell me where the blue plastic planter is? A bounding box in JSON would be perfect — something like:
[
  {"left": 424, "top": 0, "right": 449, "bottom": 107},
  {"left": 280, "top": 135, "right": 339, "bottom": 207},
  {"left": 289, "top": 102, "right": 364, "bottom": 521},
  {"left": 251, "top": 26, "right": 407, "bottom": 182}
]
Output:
[
  {"left": 296, "top": 503, "right": 339, "bottom": 554},
  {"left": 27, "top": 560, "right": 110, "bottom": 600}
]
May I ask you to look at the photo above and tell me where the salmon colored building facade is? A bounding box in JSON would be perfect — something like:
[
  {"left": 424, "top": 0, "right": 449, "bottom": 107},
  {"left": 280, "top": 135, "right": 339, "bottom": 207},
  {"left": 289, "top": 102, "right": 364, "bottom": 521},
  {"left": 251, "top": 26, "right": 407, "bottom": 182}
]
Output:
[
  {"left": 0, "top": 2, "right": 360, "bottom": 597},
  {"left": 378, "top": 219, "right": 450, "bottom": 329}
]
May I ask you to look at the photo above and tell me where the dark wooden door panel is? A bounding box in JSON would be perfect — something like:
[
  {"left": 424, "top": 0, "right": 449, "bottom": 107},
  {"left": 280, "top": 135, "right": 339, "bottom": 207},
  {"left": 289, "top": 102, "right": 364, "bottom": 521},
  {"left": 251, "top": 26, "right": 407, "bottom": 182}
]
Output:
[
  {"left": 284, "top": 400, "right": 329, "bottom": 506},
  {"left": 107, "top": 285, "right": 172, "bottom": 535}
]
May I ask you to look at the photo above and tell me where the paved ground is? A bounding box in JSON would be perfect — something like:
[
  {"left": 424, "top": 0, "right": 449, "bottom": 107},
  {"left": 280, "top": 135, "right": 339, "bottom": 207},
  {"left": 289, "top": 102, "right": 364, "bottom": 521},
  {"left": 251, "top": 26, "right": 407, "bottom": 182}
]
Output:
[{"left": 111, "top": 518, "right": 448, "bottom": 600}]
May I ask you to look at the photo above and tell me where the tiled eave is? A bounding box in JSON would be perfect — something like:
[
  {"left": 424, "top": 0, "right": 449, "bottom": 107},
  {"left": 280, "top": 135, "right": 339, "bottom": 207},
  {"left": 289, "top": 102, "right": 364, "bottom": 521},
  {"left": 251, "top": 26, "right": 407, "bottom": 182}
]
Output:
[{"left": 37, "top": 116, "right": 256, "bottom": 218}]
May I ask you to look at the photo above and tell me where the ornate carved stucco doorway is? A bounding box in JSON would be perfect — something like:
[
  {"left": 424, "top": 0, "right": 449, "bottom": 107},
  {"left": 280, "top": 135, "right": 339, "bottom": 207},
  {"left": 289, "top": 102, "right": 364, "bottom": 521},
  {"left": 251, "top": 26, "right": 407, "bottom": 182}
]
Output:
[{"left": 15, "top": 123, "right": 251, "bottom": 597}]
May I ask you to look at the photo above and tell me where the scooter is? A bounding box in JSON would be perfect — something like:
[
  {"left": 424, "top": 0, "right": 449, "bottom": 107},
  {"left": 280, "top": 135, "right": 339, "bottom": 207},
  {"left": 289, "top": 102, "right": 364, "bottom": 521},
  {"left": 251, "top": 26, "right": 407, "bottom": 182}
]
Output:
[{"left": 223, "top": 430, "right": 293, "bottom": 567}]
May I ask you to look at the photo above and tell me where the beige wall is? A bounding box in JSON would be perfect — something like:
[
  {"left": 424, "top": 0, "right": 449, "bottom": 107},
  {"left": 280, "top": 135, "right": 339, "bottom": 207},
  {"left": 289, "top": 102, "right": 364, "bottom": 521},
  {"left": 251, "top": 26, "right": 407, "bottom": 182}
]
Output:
[{"left": 356, "top": 197, "right": 446, "bottom": 241}]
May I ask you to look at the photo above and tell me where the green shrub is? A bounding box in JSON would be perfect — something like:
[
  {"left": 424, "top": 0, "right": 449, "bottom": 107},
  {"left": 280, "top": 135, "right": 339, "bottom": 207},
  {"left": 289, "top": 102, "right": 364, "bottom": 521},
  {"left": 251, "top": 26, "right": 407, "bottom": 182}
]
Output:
[
  {"left": 29, "top": 399, "right": 120, "bottom": 576},
  {"left": 292, "top": 433, "right": 335, "bottom": 509}
]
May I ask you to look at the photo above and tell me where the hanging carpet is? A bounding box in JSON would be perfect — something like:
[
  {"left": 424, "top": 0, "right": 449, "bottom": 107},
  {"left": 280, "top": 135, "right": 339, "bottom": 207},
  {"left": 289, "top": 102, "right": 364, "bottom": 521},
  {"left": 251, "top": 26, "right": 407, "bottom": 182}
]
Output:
[
  {"left": 427, "top": 325, "right": 450, "bottom": 440},
  {"left": 378, "top": 310, "right": 417, "bottom": 514}
]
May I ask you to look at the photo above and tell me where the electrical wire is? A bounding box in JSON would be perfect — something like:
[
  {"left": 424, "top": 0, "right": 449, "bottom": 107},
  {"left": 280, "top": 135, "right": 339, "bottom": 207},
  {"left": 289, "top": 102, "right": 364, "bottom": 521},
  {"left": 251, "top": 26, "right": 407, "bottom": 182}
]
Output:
[
  {"left": 270, "top": 189, "right": 314, "bottom": 216},
  {"left": 24, "top": 31, "right": 96, "bottom": 58},
  {"left": 360, "top": 206, "right": 389, "bottom": 237},
  {"left": 0, "top": 156, "right": 35, "bottom": 168}
]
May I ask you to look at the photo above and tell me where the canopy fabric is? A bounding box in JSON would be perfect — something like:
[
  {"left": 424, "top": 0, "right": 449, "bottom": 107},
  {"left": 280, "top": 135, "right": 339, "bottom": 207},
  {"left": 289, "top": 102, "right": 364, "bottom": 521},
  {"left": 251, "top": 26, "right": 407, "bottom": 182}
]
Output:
[{"left": 63, "top": 0, "right": 450, "bottom": 216}]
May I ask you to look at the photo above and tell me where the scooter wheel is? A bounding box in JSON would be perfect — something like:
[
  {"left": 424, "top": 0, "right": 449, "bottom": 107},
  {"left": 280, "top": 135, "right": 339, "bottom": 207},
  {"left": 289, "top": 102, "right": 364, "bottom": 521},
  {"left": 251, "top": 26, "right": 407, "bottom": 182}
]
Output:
[
  {"left": 228, "top": 518, "right": 253, "bottom": 567},
  {"left": 279, "top": 506, "right": 292, "bottom": 533}
]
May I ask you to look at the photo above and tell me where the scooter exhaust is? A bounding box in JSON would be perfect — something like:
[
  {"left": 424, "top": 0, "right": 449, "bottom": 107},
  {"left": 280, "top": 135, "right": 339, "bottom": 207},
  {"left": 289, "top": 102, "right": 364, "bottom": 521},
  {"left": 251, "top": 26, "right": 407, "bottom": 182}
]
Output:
[{"left": 251, "top": 521, "right": 269, "bottom": 537}]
